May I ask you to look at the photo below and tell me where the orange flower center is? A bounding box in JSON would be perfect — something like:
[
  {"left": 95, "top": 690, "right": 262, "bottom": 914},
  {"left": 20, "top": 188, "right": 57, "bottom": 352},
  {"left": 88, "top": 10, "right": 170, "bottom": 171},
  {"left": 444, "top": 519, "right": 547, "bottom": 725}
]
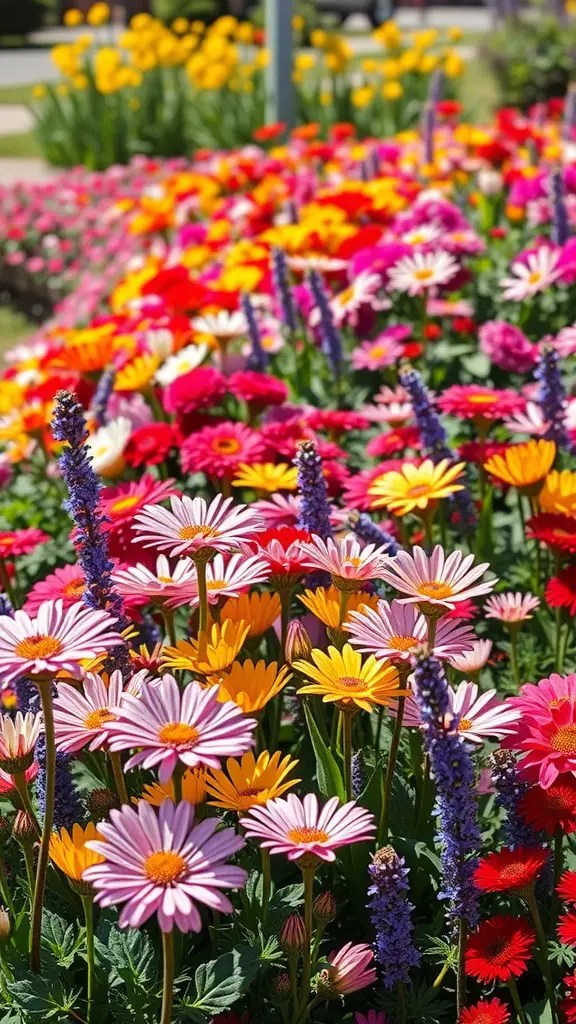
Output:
[
  {"left": 413, "top": 268, "right": 434, "bottom": 281},
  {"left": 157, "top": 576, "right": 174, "bottom": 584},
  {"left": 338, "top": 675, "right": 364, "bottom": 690},
  {"left": 212, "top": 438, "right": 241, "bottom": 454},
  {"left": 551, "top": 724, "right": 576, "bottom": 754},
  {"left": 416, "top": 581, "right": 453, "bottom": 599},
  {"left": 15, "top": 634, "right": 63, "bottom": 660},
  {"left": 63, "top": 578, "right": 87, "bottom": 598},
  {"left": 84, "top": 708, "right": 115, "bottom": 730},
  {"left": 207, "top": 579, "right": 227, "bottom": 590},
  {"left": 178, "top": 524, "right": 219, "bottom": 541},
  {"left": 337, "top": 286, "right": 354, "bottom": 306},
  {"left": 158, "top": 722, "right": 200, "bottom": 747},
  {"left": 458, "top": 718, "right": 473, "bottom": 731},
  {"left": 287, "top": 827, "right": 330, "bottom": 844},
  {"left": 406, "top": 483, "right": 432, "bottom": 498},
  {"left": 528, "top": 271, "right": 542, "bottom": 285},
  {"left": 467, "top": 394, "right": 494, "bottom": 405},
  {"left": 110, "top": 495, "right": 140, "bottom": 514},
  {"left": 144, "top": 850, "right": 187, "bottom": 885},
  {"left": 388, "top": 635, "right": 418, "bottom": 651}
]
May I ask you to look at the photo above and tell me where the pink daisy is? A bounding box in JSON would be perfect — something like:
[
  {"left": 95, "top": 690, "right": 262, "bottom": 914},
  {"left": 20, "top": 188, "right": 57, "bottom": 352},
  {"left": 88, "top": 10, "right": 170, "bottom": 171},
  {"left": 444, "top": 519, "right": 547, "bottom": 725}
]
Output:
[
  {"left": 351, "top": 333, "right": 404, "bottom": 372},
  {"left": 240, "top": 793, "right": 375, "bottom": 862},
  {"left": 105, "top": 674, "right": 256, "bottom": 783},
  {"left": 200, "top": 553, "right": 270, "bottom": 605},
  {"left": 0, "top": 528, "right": 49, "bottom": 558},
  {"left": 181, "top": 422, "right": 265, "bottom": 479},
  {"left": 0, "top": 761, "right": 37, "bottom": 796},
  {"left": 300, "top": 533, "right": 390, "bottom": 588},
  {"left": 507, "top": 673, "right": 576, "bottom": 724},
  {"left": 484, "top": 592, "right": 540, "bottom": 624},
  {"left": 54, "top": 669, "right": 129, "bottom": 753},
  {"left": 503, "top": 702, "right": 576, "bottom": 788},
  {"left": 323, "top": 942, "right": 377, "bottom": 994},
  {"left": 111, "top": 555, "right": 197, "bottom": 607},
  {"left": 132, "top": 494, "right": 264, "bottom": 559},
  {"left": 379, "top": 545, "right": 496, "bottom": 613},
  {"left": 23, "top": 564, "right": 86, "bottom": 617},
  {"left": 0, "top": 711, "right": 42, "bottom": 771},
  {"left": 437, "top": 385, "right": 525, "bottom": 422},
  {"left": 346, "top": 599, "right": 475, "bottom": 661},
  {"left": 500, "top": 246, "right": 561, "bottom": 301},
  {"left": 99, "top": 476, "right": 180, "bottom": 564},
  {"left": 84, "top": 799, "right": 246, "bottom": 932},
  {"left": 253, "top": 494, "right": 301, "bottom": 527},
  {"left": 0, "top": 600, "right": 124, "bottom": 684},
  {"left": 449, "top": 639, "right": 493, "bottom": 674},
  {"left": 394, "top": 680, "right": 520, "bottom": 744}
]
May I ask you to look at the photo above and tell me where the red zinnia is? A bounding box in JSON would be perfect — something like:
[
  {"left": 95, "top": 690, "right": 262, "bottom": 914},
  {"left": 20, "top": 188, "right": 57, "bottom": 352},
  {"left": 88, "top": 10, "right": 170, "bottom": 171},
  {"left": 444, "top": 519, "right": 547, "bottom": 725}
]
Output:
[
  {"left": 465, "top": 915, "right": 535, "bottom": 983},
  {"left": 124, "top": 423, "right": 181, "bottom": 468},
  {"left": 557, "top": 870, "right": 576, "bottom": 904},
  {"left": 458, "top": 998, "right": 511, "bottom": 1024},
  {"left": 366, "top": 426, "right": 421, "bottom": 459},
  {"left": 180, "top": 421, "right": 265, "bottom": 479},
  {"left": 228, "top": 371, "right": 288, "bottom": 410},
  {"left": 473, "top": 846, "right": 548, "bottom": 894},
  {"left": 561, "top": 971, "right": 576, "bottom": 1023},
  {"left": 162, "top": 366, "right": 227, "bottom": 416},
  {"left": 526, "top": 513, "right": 576, "bottom": 555},
  {"left": 558, "top": 911, "right": 576, "bottom": 947},
  {"left": 546, "top": 567, "right": 576, "bottom": 616},
  {"left": 519, "top": 776, "right": 576, "bottom": 835},
  {"left": 0, "top": 528, "right": 49, "bottom": 558}
]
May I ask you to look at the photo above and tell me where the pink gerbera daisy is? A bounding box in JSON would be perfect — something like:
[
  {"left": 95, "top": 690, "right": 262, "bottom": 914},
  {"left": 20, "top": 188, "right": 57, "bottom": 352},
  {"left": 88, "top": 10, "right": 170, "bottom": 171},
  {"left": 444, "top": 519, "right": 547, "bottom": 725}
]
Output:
[
  {"left": 54, "top": 669, "right": 132, "bottom": 753},
  {"left": 240, "top": 792, "right": 375, "bottom": 862},
  {"left": 346, "top": 599, "right": 475, "bottom": 661},
  {"left": 105, "top": 674, "right": 256, "bottom": 782},
  {"left": 300, "top": 533, "right": 390, "bottom": 589},
  {"left": 132, "top": 493, "right": 264, "bottom": 559},
  {"left": 322, "top": 942, "right": 377, "bottom": 994},
  {"left": 99, "top": 476, "right": 180, "bottom": 564},
  {"left": 379, "top": 545, "right": 496, "bottom": 613},
  {"left": 253, "top": 494, "right": 301, "bottom": 527},
  {"left": 24, "top": 564, "right": 86, "bottom": 617},
  {"left": 449, "top": 640, "right": 493, "bottom": 674},
  {"left": 484, "top": 592, "right": 540, "bottom": 623},
  {"left": 0, "top": 528, "right": 49, "bottom": 558},
  {"left": 437, "top": 385, "right": 525, "bottom": 423},
  {"left": 181, "top": 422, "right": 265, "bottom": 479},
  {"left": 393, "top": 679, "right": 520, "bottom": 744},
  {"left": 504, "top": 701, "right": 576, "bottom": 788},
  {"left": 84, "top": 799, "right": 247, "bottom": 932},
  {"left": 351, "top": 333, "right": 404, "bottom": 372},
  {"left": 0, "top": 600, "right": 124, "bottom": 684},
  {"left": 0, "top": 761, "right": 38, "bottom": 796},
  {"left": 507, "top": 673, "right": 576, "bottom": 723}
]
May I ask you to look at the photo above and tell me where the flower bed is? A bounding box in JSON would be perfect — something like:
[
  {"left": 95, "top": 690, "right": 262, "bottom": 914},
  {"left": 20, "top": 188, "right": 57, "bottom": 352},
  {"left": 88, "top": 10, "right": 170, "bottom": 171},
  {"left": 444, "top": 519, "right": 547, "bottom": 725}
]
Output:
[{"left": 0, "top": 104, "right": 575, "bottom": 1024}]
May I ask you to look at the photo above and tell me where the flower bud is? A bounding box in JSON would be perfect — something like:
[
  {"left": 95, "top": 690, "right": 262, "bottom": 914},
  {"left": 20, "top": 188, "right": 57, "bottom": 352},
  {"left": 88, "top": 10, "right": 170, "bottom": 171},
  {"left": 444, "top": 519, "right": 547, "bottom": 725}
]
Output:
[
  {"left": 313, "top": 890, "right": 336, "bottom": 925},
  {"left": 0, "top": 908, "right": 10, "bottom": 942},
  {"left": 272, "top": 971, "right": 291, "bottom": 1000},
  {"left": 285, "top": 619, "right": 313, "bottom": 665},
  {"left": 12, "top": 810, "right": 36, "bottom": 847},
  {"left": 87, "top": 787, "right": 119, "bottom": 820},
  {"left": 280, "top": 912, "right": 306, "bottom": 955}
]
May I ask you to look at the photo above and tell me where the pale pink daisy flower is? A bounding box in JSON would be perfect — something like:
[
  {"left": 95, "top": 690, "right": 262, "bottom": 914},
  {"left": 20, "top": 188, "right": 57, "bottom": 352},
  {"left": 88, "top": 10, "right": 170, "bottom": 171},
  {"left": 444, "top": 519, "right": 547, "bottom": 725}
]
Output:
[
  {"left": 287, "top": 255, "right": 348, "bottom": 274},
  {"left": 201, "top": 553, "right": 270, "bottom": 605},
  {"left": 300, "top": 533, "right": 390, "bottom": 589},
  {"left": 327, "top": 272, "right": 390, "bottom": 328},
  {"left": 0, "top": 762, "right": 37, "bottom": 796},
  {"left": 393, "top": 679, "right": 520, "bottom": 744},
  {"left": 111, "top": 555, "right": 197, "bottom": 606},
  {"left": 105, "top": 675, "right": 256, "bottom": 783},
  {"left": 379, "top": 545, "right": 496, "bottom": 613},
  {"left": 84, "top": 799, "right": 246, "bottom": 932},
  {"left": 554, "top": 325, "right": 576, "bottom": 358},
  {"left": 361, "top": 402, "right": 413, "bottom": 427},
  {"left": 484, "top": 591, "right": 540, "bottom": 623},
  {"left": 401, "top": 225, "right": 441, "bottom": 246},
  {"left": 322, "top": 942, "right": 377, "bottom": 995},
  {"left": 240, "top": 793, "right": 375, "bottom": 862},
  {"left": 388, "top": 251, "right": 459, "bottom": 296},
  {"left": 506, "top": 672, "right": 576, "bottom": 724},
  {"left": 346, "top": 600, "right": 475, "bottom": 661},
  {"left": 374, "top": 385, "right": 410, "bottom": 406},
  {"left": 54, "top": 669, "right": 130, "bottom": 754},
  {"left": 503, "top": 402, "right": 548, "bottom": 436},
  {"left": 132, "top": 494, "right": 265, "bottom": 559},
  {"left": 0, "top": 711, "right": 42, "bottom": 771},
  {"left": 351, "top": 334, "right": 404, "bottom": 372},
  {"left": 448, "top": 639, "right": 493, "bottom": 674},
  {"left": 0, "top": 600, "right": 124, "bottom": 684},
  {"left": 500, "top": 247, "right": 561, "bottom": 301},
  {"left": 253, "top": 493, "right": 301, "bottom": 527},
  {"left": 191, "top": 310, "right": 247, "bottom": 340}
]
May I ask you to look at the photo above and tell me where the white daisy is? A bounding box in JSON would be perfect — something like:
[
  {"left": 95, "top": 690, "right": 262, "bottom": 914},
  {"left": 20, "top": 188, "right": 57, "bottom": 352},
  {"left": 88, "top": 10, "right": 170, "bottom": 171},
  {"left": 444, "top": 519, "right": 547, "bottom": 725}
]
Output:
[
  {"left": 86, "top": 417, "right": 132, "bottom": 478},
  {"left": 388, "top": 251, "right": 459, "bottom": 296},
  {"left": 155, "top": 343, "right": 209, "bottom": 386},
  {"left": 500, "top": 247, "right": 561, "bottom": 301},
  {"left": 191, "top": 310, "right": 247, "bottom": 340}
]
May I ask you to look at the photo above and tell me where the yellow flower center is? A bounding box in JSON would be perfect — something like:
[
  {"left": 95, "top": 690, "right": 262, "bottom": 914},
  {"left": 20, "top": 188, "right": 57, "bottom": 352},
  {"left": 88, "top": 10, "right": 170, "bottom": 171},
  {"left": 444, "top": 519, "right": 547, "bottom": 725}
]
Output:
[
  {"left": 416, "top": 581, "right": 453, "bottom": 599},
  {"left": 158, "top": 722, "right": 200, "bottom": 747},
  {"left": 458, "top": 718, "right": 473, "bottom": 731},
  {"left": 157, "top": 576, "right": 174, "bottom": 584},
  {"left": 551, "top": 724, "right": 576, "bottom": 754},
  {"left": 15, "top": 634, "right": 63, "bottom": 660},
  {"left": 177, "top": 524, "right": 219, "bottom": 540},
  {"left": 468, "top": 394, "right": 494, "bottom": 404},
  {"left": 413, "top": 268, "right": 434, "bottom": 281},
  {"left": 337, "top": 286, "right": 354, "bottom": 306},
  {"left": 388, "top": 635, "right": 418, "bottom": 651},
  {"left": 528, "top": 271, "right": 542, "bottom": 285},
  {"left": 63, "top": 578, "right": 87, "bottom": 598},
  {"left": 370, "top": 346, "right": 384, "bottom": 358},
  {"left": 550, "top": 697, "right": 573, "bottom": 708},
  {"left": 144, "top": 850, "right": 187, "bottom": 885},
  {"left": 84, "top": 708, "right": 115, "bottom": 730},
  {"left": 212, "top": 438, "right": 241, "bottom": 454},
  {"left": 287, "top": 827, "right": 330, "bottom": 844},
  {"left": 110, "top": 495, "right": 140, "bottom": 514},
  {"left": 338, "top": 675, "right": 364, "bottom": 689},
  {"left": 207, "top": 579, "right": 227, "bottom": 590}
]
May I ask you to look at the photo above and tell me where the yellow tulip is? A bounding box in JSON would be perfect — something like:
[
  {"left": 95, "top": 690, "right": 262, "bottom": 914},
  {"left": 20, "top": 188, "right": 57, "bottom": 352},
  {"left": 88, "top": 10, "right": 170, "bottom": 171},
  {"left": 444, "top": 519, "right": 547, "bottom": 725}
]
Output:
[
  {"left": 352, "top": 86, "right": 375, "bottom": 108},
  {"left": 64, "top": 8, "right": 83, "bottom": 26},
  {"left": 383, "top": 80, "right": 403, "bottom": 100},
  {"left": 171, "top": 17, "right": 188, "bottom": 34},
  {"left": 86, "top": 2, "right": 110, "bottom": 26}
]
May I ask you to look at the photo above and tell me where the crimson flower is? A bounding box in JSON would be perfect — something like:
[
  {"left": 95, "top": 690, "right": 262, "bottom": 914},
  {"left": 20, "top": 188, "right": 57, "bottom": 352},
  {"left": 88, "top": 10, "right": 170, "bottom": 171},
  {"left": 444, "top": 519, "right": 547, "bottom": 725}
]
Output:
[
  {"left": 163, "top": 366, "right": 227, "bottom": 415},
  {"left": 458, "top": 998, "right": 510, "bottom": 1024},
  {"left": 526, "top": 514, "right": 576, "bottom": 555},
  {"left": 0, "top": 528, "right": 49, "bottom": 558},
  {"left": 557, "top": 870, "right": 576, "bottom": 904},
  {"left": 366, "top": 426, "right": 421, "bottom": 459},
  {"left": 98, "top": 476, "right": 179, "bottom": 564},
  {"left": 141, "top": 266, "right": 208, "bottom": 314},
  {"left": 180, "top": 422, "right": 265, "bottom": 479},
  {"left": 124, "top": 423, "right": 181, "bottom": 468},
  {"left": 465, "top": 915, "right": 535, "bottom": 983},
  {"left": 305, "top": 409, "right": 370, "bottom": 436},
  {"left": 473, "top": 846, "right": 548, "bottom": 894},
  {"left": 228, "top": 371, "right": 288, "bottom": 410},
  {"left": 561, "top": 972, "right": 576, "bottom": 1023},
  {"left": 546, "top": 567, "right": 576, "bottom": 616},
  {"left": 519, "top": 776, "right": 576, "bottom": 835},
  {"left": 558, "top": 912, "right": 576, "bottom": 947},
  {"left": 247, "top": 526, "right": 312, "bottom": 586}
]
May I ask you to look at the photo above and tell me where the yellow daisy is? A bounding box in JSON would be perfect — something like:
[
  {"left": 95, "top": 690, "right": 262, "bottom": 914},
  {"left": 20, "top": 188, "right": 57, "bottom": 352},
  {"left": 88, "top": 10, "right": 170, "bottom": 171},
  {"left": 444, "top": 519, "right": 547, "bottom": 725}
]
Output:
[
  {"left": 484, "top": 439, "right": 556, "bottom": 494},
  {"left": 114, "top": 353, "right": 160, "bottom": 392},
  {"left": 219, "top": 592, "right": 281, "bottom": 637},
  {"left": 298, "top": 586, "right": 379, "bottom": 630},
  {"left": 539, "top": 468, "right": 576, "bottom": 517},
  {"left": 231, "top": 462, "right": 298, "bottom": 493},
  {"left": 140, "top": 767, "right": 208, "bottom": 807},
  {"left": 161, "top": 619, "right": 249, "bottom": 675},
  {"left": 205, "top": 750, "right": 300, "bottom": 811},
  {"left": 49, "top": 822, "right": 104, "bottom": 894},
  {"left": 294, "top": 643, "right": 405, "bottom": 713},
  {"left": 368, "top": 458, "right": 465, "bottom": 516},
  {"left": 208, "top": 659, "right": 290, "bottom": 713}
]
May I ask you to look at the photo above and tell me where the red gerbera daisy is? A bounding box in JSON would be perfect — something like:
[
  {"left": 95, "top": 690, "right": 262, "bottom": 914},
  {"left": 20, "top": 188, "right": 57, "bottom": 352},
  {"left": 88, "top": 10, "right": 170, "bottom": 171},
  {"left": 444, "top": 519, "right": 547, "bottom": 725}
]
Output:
[
  {"left": 366, "top": 426, "right": 421, "bottom": 459},
  {"left": 162, "top": 366, "right": 227, "bottom": 416},
  {"left": 519, "top": 776, "right": 576, "bottom": 835},
  {"left": 458, "top": 442, "right": 509, "bottom": 466},
  {"left": 562, "top": 971, "right": 576, "bottom": 1023},
  {"left": 557, "top": 870, "right": 576, "bottom": 904},
  {"left": 526, "top": 514, "right": 576, "bottom": 555},
  {"left": 473, "top": 846, "right": 549, "bottom": 894},
  {"left": 228, "top": 371, "right": 288, "bottom": 410},
  {"left": 124, "top": 423, "right": 181, "bottom": 468},
  {"left": 546, "top": 567, "right": 576, "bottom": 616},
  {"left": 458, "top": 998, "right": 511, "bottom": 1024},
  {"left": 180, "top": 421, "right": 265, "bottom": 479},
  {"left": 558, "top": 912, "right": 576, "bottom": 947},
  {"left": 99, "top": 475, "right": 179, "bottom": 564},
  {"left": 465, "top": 915, "right": 535, "bottom": 983},
  {"left": 0, "top": 528, "right": 49, "bottom": 558},
  {"left": 438, "top": 385, "right": 525, "bottom": 423}
]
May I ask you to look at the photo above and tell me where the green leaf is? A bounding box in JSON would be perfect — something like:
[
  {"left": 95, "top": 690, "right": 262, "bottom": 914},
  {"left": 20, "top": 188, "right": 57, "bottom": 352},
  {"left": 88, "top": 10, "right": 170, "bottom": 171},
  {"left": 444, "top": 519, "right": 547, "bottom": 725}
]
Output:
[
  {"left": 40, "top": 910, "right": 84, "bottom": 969},
  {"left": 189, "top": 946, "right": 261, "bottom": 1014},
  {"left": 7, "top": 972, "right": 81, "bottom": 1018},
  {"left": 98, "top": 923, "right": 157, "bottom": 988},
  {"left": 303, "top": 702, "right": 345, "bottom": 801},
  {"left": 525, "top": 1000, "right": 554, "bottom": 1024}
]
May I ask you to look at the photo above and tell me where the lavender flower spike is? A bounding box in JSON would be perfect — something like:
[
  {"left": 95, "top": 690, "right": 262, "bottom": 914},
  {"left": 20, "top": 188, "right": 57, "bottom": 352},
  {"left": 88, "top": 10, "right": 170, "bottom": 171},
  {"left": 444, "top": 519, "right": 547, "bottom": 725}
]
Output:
[
  {"left": 550, "top": 169, "right": 570, "bottom": 246},
  {"left": 348, "top": 510, "right": 401, "bottom": 556},
  {"left": 491, "top": 749, "right": 543, "bottom": 848},
  {"left": 295, "top": 439, "right": 333, "bottom": 539},
  {"left": 422, "top": 103, "right": 435, "bottom": 166},
  {"left": 412, "top": 653, "right": 480, "bottom": 930},
  {"left": 272, "top": 248, "right": 297, "bottom": 333},
  {"left": 89, "top": 366, "right": 115, "bottom": 427},
  {"left": 307, "top": 269, "right": 343, "bottom": 380},
  {"left": 368, "top": 846, "right": 420, "bottom": 988},
  {"left": 240, "top": 292, "right": 267, "bottom": 373},
  {"left": 52, "top": 390, "right": 130, "bottom": 676},
  {"left": 535, "top": 344, "right": 571, "bottom": 450}
]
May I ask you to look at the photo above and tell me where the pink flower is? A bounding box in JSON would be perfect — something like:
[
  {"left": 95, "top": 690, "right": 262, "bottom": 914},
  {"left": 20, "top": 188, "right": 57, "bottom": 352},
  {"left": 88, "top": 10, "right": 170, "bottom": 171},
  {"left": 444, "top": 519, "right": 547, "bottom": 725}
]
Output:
[
  {"left": 351, "top": 331, "right": 405, "bottom": 371},
  {"left": 84, "top": 799, "right": 247, "bottom": 932},
  {"left": 500, "top": 246, "right": 561, "bottom": 301},
  {"left": 503, "top": 702, "right": 576, "bottom": 788},
  {"left": 181, "top": 422, "right": 265, "bottom": 479},
  {"left": 0, "top": 528, "right": 49, "bottom": 558},
  {"left": 0, "top": 600, "right": 124, "bottom": 684},
  {"left": 0, "top": 761, "right": 37, "bottom": 796},
  {"left": 300, "top": 534, "right": 390, "bottom": 587},
  {"left": 478, "top": 321, "right": 539, "bottom": 373},
  {"left": 507, "top": 673, "right": 576, "bottom": 724},
  {"left": 323, "top": 942, "right": 377, "bottom": 994},
  {"left": 112, "top": 555, "right": 197, "bottom": 606},
  {"left": 355, "top": 1012, "right": 387, "bottom": 1024},
  {"left": 448, "top": 639, "right": 493, "bottom": 674},
  {"left": 484, "top": 592, "right": 540, "bottom": 623},
  {"left": 105, "top": 674, "right": 256, "bottom": 783},
  {"left": 133, "top": 493, "right": 264, "bottom": 559},
  {"left": 54, "top": 669, "right": 135, "bottom": 754},
  {"left": 240, "top": 793, "right": 375, "bottom": 862},
  {"left": 0, "top": 711, "right": 42, "bottom": 768},
  {"left": 346, "top": 599, "right": 475, "bottom": 661},
  {"left": 24, "top": 564, "right": 86, "bottom": 617},
  {"left": 253, "top": 493, "right": 301, "bottom": 527},
  {"left": 378, "top": 545, "right": 496, "bottom": 612},
  {"left": 393, "top": 680, "right": 520, "bottom": 744}
]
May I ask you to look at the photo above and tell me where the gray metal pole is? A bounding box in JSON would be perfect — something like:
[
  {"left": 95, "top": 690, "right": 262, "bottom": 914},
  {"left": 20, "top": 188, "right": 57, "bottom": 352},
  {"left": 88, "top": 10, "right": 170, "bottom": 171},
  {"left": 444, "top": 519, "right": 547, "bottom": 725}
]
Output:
[{"left": 265, "top": 0, "right": 294, "bottom": 128}]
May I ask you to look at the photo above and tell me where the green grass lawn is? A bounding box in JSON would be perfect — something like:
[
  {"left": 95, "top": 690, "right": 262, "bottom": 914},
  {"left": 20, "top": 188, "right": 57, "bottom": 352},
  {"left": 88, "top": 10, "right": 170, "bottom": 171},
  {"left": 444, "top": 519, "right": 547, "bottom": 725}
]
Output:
[
  {"left": 0, "top": 83, "right": 35, "bottom": 106},
  {"left": 0, "top": 83, "right": 41, "bottom": 159},
  {"left": 0, "top": 307, "right": 34, "bottom": 360}
]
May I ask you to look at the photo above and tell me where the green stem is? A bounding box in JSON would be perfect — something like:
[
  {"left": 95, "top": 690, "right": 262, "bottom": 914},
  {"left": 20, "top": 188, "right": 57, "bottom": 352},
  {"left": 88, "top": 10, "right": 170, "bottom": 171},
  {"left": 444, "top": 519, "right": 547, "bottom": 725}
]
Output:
[
  {"left": 509, "top": 628, "right": 520, "bottom": 687},
  {"left": 30, "top": 678, "right": 56, "bottom": 972},
  {"left": 0, "top": 857, "right": 15, "bottom": 916},
  {"left": 82, "top": 897, "right": 94, "bottom": 1024},
  {"left": 160, "top": 606, "right": 177, "bottom": 648},
  {"left": 374, "top": 706, "right": 385, "bottom": 752},
  {"left": 172, "top": 765, "right": 183, "bottom": 805},
  {"left": 507, "top": 977, "right": 528, "bottom": 1024},
  {"left": 378, "top": 695, "right": 405, "bottom": 846},
  {"left": 13, "top": 771, "right": 41, "bottom": 837},
  {"left": 554, "top": 608, "right": 563, "bottom": 673},
  {"left": 341, "top": 709, "right": 354, "bottom": 802},
  {"left": 456, "top": 917, "right": 467, "bottom": 1017},
  {"left": 426, "top": 615, "right": 437, "bottom": 651},
  {"left": 279, "top": 588, "right": 293, "bottom": 667},
  {"left": 337, "top": 589, "right": 349, "bottom": 630},
  {"left": 298, "top": 868, "right": 315, "bottom": 1016},
  {"left": 396, "top": 980, "right": 407, "bottom": 1024},
  {"left": 261, "top": 848, "right": 271, "bottom": 931},
  {"left": 525, "top": 891, "right": 558, "bottom": 1024},
  {"left": 289, "top": 955, "right": 299, "bottom": 1022},
  {"left": 432, "top": 960, "right": 451, "bottom": 989},
  {"left": 195, "top": 557, "right": 209, "bottom": 663},
  {"left": 160, "top": 929, "right": 174, "bottom": 1024},
  {"left": 109, "top": 751, "right": 129, "bottom": 807},
  {"left": 22, "top": 845, "right": 35, "bottom": 907},
  {"left": 554, "top": 828, "right": 564, "bottom": 888}
]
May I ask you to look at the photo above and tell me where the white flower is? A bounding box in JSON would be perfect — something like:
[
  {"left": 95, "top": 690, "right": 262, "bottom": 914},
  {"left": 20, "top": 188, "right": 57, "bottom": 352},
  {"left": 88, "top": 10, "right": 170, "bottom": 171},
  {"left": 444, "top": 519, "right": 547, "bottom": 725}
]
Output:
[
  {"left": 112, "top": 555, "right": 198, "bottom": 607},
  {"left": 401, "top": 226, "right": 441, "bottom": 246},
  {"left": 191, "top": 310, "right": 247, "bottom": 340},
  {"left": 155, "top": 343, "right": 209, "bottom": 386},
  {"left": 287, "top": 255, "right": 348, "bottom": 274},
  {"left": 448, "top": 639, "right": 493, "bottom": 674},
  {"left": 86, "top": 417, "right": 132, "bottom": 478},
  {"left": 309, "top": 272, "right": 388, "bottom": 328},
  {"left": 500, "top": 247, "right": 561, "bottom": 301},
  {"left": 388, "top": 251, "right": 459, "bottom": 295},
  {"left": 145, "top": 328, "right": 176, "bottom": 361},
  {"left": 503, "top": 402, "right": 548, "bottom": 436}
]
